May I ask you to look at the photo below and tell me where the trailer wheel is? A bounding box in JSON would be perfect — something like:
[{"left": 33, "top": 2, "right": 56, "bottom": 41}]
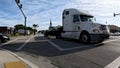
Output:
[
  {"left": 56, "top": 33, "right": 61, "bottom": 39},
  {"left": 80, "top": 32, "right": 90, "bottom": 44}
]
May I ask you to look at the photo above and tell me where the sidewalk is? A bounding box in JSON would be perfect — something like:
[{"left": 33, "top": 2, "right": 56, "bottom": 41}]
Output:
[{"left": 0, "top": 49, "right": 31, "bottom": 68}]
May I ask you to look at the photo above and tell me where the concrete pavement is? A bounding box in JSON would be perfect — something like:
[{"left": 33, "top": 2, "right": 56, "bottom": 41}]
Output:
[
  {"left": 0, "top": 49, "right": 31, "bottom": 68},
  {"left": 1, "top": 34, "right": 120, "bottom": 68},
  {"left": 0, "top": 35, "right": 35, "bottom": 68},
  {"left": 0, "top": 35, "right": 58, "bottom": 68}
]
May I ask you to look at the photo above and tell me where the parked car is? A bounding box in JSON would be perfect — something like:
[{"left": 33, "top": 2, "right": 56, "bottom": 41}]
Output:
[{"left": 0, "top": 33, "right": 10, "bottom": 43}]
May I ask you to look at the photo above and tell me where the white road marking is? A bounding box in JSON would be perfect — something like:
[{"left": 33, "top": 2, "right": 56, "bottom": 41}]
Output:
[
  {"left": 45, "top": 37, "right": 120, "bottom": 68},
  {"left": 16, "top": 36, "right": 34, "bottom": 51},
  {"left": 45, "top": 38, "right": 64, "bottom": 51},
  {"left": 44, "top": 38, "right": 95, "bottom": 51},
  {"left": 62, "top": 45, "right": 93, "bottom": 51},
  {"left": 61, "top": 38, "right": 120, "bottom": 51},
  {"left": 104, "top": 56, "right": 120, "bottom": 68},
  {"left": 103, "top": 38, "right": 120, "bottom": 43},
  {"left": 104, "top": 37, "right": 120, "bottom": 68},
  {"left": 45, "top": 37, "right": 120, "bottom": 51},
  {"left": 7, "top": 50, "right": 39, "bottom": 68},
  {"left": 0, "top": 38, "right": 19, "bottom": 47}
]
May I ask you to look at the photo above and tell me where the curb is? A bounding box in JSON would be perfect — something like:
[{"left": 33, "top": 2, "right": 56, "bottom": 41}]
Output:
[{"left": 5, "top": 50, "right": 39, "bottom": 68}]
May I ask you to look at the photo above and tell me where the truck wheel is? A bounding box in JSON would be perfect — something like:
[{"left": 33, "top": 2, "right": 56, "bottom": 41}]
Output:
[
  {"left": 0, "top": 38, "right": 1, "bottom": 43},
  {"left": 81, "top": 33, "right": 90, "bottom": 44},
  {"left": 56, "top": 34, "right": 61, "bottom": 39},
  {"left": 44, "top": 33, "right": 48, "bottom": 37}
]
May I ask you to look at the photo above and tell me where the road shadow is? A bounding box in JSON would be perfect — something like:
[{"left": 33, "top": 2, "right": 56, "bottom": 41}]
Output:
[
  {"left": 41, "top": 36, "right": 104, "bottom": 44},
  {"left": 1, "top": 36, "right": 104, "bottom": 57}
]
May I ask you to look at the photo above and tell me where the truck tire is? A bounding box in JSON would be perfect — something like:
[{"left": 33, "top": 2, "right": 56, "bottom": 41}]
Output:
[
  {"left": 44, "top": 33, "right": 48, "bottom": 37},
  {"left": 56, "top": 33, "right": 61, "bottom": 39},
  {"left": 0, "top": 38, "right": 2, "bottom": 43},
  {"left": 80, "top": 33, "right": 90, "bottom": 44}
]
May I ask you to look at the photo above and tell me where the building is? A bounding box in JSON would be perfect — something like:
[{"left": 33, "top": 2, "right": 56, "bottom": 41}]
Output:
[
  {"left": 49, "top": 19, "right": 54, "bottom": 30},
  {"left": 0, "top": 26, "right": 14, "bottom": 35},
  {"left": 108, "top": 25, "right": 119, "bottom": 33},
  {"left": 118, "top": 27, "right": 120, "bottom": 32}
]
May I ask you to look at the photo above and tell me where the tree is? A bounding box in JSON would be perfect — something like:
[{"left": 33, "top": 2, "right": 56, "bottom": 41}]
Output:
[
  {"left": 33, "top": 24, "right": 39, "bottom": 35},
  {"left": 33, "top": 24, "right": 39, "bottom": 28},
  {"left": 14, "top": 24, "right": 33, "bottom": 35},
  {"left": 26, "top": 27, "right": 33, "bottom": 31},
  {"left": 14, "top": 24, "right": 25, "bottom": 31}
]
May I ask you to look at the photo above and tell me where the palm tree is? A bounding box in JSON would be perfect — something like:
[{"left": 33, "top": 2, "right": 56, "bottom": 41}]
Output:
[{"left": 33, "top": 24, "right": 39, "bottom": 35}]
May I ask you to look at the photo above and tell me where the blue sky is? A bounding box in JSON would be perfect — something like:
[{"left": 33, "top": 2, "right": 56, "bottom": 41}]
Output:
[{"left": 0, "top": 0, "right": 120, "bottom": 30}]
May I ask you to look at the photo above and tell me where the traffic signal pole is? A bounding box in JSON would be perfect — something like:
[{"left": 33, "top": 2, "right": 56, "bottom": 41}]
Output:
[
  {"left": 15, "top": 0, "right": 27, "bottom": 36},
  {"left": 114, "top": 13, "right": 120, "bottom": 17}
]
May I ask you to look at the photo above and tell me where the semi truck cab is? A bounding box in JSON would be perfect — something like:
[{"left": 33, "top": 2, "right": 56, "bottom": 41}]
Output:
[{"left": 61, "top": 8, "right": 110, "bottom": 43}]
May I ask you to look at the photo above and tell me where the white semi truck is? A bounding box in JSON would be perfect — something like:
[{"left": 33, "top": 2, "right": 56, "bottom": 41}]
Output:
[{"left": 44, "top": 8, "right": 110, "bottom": 44}]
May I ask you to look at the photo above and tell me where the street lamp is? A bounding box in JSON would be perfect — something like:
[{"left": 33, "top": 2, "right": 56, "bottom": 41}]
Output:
[
  {"left": 15, "top": 0, "right": 27, "bottom": 36},
  {"left": 113, "top": 13, "right": 120, "bottom": 17}
]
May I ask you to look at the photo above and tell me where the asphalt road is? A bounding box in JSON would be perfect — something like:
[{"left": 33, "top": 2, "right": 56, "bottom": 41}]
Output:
[{"left": 1, "top": 34, "right": 120, "bottom": 68}]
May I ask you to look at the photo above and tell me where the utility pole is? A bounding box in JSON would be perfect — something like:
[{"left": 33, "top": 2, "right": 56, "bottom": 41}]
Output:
[{"left": 15, "top": 0, "right": 27, "bottom": 36}]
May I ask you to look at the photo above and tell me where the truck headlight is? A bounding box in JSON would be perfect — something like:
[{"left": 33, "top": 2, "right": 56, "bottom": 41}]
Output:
[{"left": 93, "top": 29, "right": 100, "bottom": 33}]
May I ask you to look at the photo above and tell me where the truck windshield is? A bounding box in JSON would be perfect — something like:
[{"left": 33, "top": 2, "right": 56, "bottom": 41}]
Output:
[{"left": 80, "top": 15, "right": 95, "bottom": 23}]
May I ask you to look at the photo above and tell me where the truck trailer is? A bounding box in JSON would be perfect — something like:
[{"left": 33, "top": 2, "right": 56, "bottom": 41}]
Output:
[{"left": 44, "top": 8, "right": 110, "bottom": 44}]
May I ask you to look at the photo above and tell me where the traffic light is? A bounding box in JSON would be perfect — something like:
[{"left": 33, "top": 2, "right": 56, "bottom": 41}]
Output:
[{"left": 15, "top": 0, "right": 20, "bottom": 4}]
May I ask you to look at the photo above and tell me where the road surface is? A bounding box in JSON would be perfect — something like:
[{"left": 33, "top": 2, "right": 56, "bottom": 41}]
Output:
[{"left": 1, "top": 34, "right": 120, "bottom": 68}]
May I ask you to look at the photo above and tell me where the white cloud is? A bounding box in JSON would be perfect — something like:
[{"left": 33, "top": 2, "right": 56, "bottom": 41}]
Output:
[
  {"left": 0, "top": 18, "right": 23, "bottom": 27},
  {"left": 25, "top": 0, "right": 120, "bottom": 29},
  {"left": 65, "top": 0, "right": 120, "bottom": 26},
  {"left": 1, "top": 0, "right": 120, "bottom": 30}
]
